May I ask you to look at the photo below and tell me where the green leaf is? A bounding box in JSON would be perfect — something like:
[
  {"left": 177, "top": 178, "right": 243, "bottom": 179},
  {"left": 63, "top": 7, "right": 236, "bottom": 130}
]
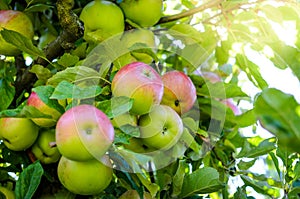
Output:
[
  {"left": 0, "top": 29, "right": 47, "bottom": 60},
  {"left": 236, "top": 54, "right": 268, "bottom": 89},
  {"left": 29, "top": 64, "right": 52, "bottom": 81},
  {"left": 24, "top": 3, "right": 54, "bottom": 12},
  {"left": 57, "top": 53, "right": 80, "bottom": 68},
  {"left": 32, "top": 85, "right": 65, "bottom": 113},
  {"left": 172, "top": 160, "right": 188, "bottom": 197},
  {"left": 254, "top": 88, "right": 300, "bottom": 153},
  {"left": 240, "top": 175, "right": 277, "bottom": 197},
  {"left": 179, "top": 167, "right": 224, "bottom": 198},
  {"left": 269, "top": 152, "right": 281, "bottom": 179},
  {"left": 197, "top": 81, "right": 248, "bottom": 99},
  {"left": 236, "top": 138, "right": 276, "bottom": 158},
  {"left": 233, "top": 187, "right": 248, "bottom": 199},
  {"left": 0, "top": 0, "right": 10, "bottom": 10},
  {"left": 96, "top": 96, "right": 133, "bottom": 119},
  {"left": 215, "top": 40, "right": 231, "bottom": 65},
  {"left": 50, "top": 80, "right": 102, "bottom": 100},
  {"left": 261, "top": 5, "right": 283, "bottom": 23},
  {"left": 0, "top": 79, "right": 15, "bottom": 111},
  {"left": 47, "top": 66, "right": 101, "bottom": 86},
  {"left": 235, "top": 109, "right": 257, "bottom": 127},
  {"left": 136, "top": 173, "right": 159, "bottom": 197},
  {"left": 118, "top": 124, "right": 140, "bottom": 137},
  {"left": 15, "top": 161, "right": 44, "bottom": 199},
  {"left": 237, "top": 159, "right": 257, "bottom": 171},
  {"left": 129, "top": 43, "right": 159, "bottom": 62},
  {"left": 21, "top": 105, "right": 52, "bottom": 119}
]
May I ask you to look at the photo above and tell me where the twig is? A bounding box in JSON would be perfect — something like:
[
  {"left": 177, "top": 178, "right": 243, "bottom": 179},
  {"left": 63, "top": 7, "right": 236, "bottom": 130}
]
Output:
[
  {"left": 157, "top": 0, "right": 223, "bottom": 24},
  {"left": 12, "top": 0, "right": 84, "bottom": 106}
]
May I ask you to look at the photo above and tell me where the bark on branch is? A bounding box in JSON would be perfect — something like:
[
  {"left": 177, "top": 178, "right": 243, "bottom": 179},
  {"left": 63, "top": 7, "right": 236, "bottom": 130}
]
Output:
[{"left": 13, "top": 0, "right": 84, "bottom": 106}]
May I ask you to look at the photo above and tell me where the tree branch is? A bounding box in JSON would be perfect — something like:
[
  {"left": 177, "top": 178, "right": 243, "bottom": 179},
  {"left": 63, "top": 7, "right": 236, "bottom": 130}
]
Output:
[
  {"left": 157, "top": 0, "right": 223, "bottom": 24},
  {"left": 13, "top": 0, "right": 84, "bottom": 106}
]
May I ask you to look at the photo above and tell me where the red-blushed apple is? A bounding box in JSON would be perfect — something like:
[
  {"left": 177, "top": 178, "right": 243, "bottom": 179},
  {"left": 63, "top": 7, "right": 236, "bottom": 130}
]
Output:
[
  {"left": 55, "top": 104, "right": 114, "bottom": 161},
  {"left": 31, "top": 129, "right": 61, "bottom": 164},
  {"left": 118, "top": 0, "right": 163, "bottom": 27},
  {"left": 0, "top": 118, "right": 39, "bottom": 151},
  {"left": 27, "top": 92, "right": 62, "bottom": 127},
  {"left": 139, "top": 105, "right": 183, "bottom": 150},
  {"left": 161, "top": 70, "right": 197, "bottom": 115},
  {"left": 0, "top": 10, "right": 34, "bottom": 56},
  {"left": 57, "top": 155, "right": 113, "bottom": 195},
  {"left": 111, "top": 62, "right": 164, "bottom": 115}
]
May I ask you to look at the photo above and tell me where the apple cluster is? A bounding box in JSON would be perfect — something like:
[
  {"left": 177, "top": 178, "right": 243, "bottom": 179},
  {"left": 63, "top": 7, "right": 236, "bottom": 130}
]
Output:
[
  {"left": 111, "top": 61, "right": 197, "bottom": 153},
  {"left": 79, "top": 0, "right": 162, "bottom": 64}
]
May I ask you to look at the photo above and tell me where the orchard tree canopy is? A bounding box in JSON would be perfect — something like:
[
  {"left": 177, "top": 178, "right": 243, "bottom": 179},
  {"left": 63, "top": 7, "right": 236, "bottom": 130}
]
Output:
[{"left": 0, "top": 0, "right": 300, "bottom": 198}]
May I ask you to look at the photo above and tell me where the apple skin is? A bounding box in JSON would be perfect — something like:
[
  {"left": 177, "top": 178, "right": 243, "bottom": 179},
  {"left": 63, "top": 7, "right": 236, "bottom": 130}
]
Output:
[
  {"left": 111, "top": 62, "right": 164, "bottom": 115},
  {"left": 80, "top": 0, "right": 124, "bottom": 42},
  {"left": 123, "top": 137, "right": 155, "bottom": 153},
  {"left": 55, "top": 104, "right": 114, "bottom": 161},
  {"left": 31, "top": 129, "right": 61, "bottom": 164},
  {"left": 0, "top": 118, "right": 39, "bottom": 151},
  {"left": 0, "top": 10, "right": 34, "bottom": 56},
  {"left": 27, "top": 92, "right": 62, "bottom": 127},
  {"left": 121, "top": 29, "right": 156, "bottom": 64},
  {"left": 161, "top": 71, "right": 197, "bottom": 115},
  {"left": 57, "top": 155, "right": 113, "bottom": 195},
  {"left": 119, "top": 0, "right": 163, "bottom": 27},
  {"left": 119, "top": 190, "right": 153, "bottom": 199},
  {"left": 138, "top": 105, "right": 183, "bottom": 150},
  {"left": 0, "top": 186, "right": 15, "bottom": 199}
]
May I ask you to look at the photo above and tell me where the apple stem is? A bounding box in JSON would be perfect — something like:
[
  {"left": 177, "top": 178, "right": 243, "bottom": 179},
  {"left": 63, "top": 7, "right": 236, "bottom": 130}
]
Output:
[{"left": 49, "top": 142, "right": 57, "bottom": 148}]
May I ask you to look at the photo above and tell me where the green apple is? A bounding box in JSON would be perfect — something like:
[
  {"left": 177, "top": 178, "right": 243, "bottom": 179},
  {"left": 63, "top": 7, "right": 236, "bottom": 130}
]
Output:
[
  {"left": 139, "top": 105, "right": 183, "bottom": 150},
  {"left": 57, "top": 155, "right": 113, "bottom": 195},
  {"left": 80, "top": 0, "right": 125, "bottom": 43},
  {"left": 121, "top": 28, "right": 156, "bottom": 64},
  {"left": 27, "top": 92, "right": 62, "bottom": 127},
  {"left": 123, "top": 137, "right": 155, "bottom": 153},
  {"left": 0, "top": 186, "right": 15, "bottom": 199},
  {"left": 111, "top": 62, "right": 164, "bottom": 115},
  {"left": 31, "top": 129, "right": 61, "bottom": 164},
  {"left": 119, "top": 0, "right": 163, "bottom": 27},
  {"left": 0, "top": 10, "right": 34, "bottom": 56},
  {"left": 55, "top": 104, "right": 114, "bottom": 161},
  {"left": 161, "top": 71, "right": 197, "bottom": 115},
  {"left": 119, "top": 190, "right": 153, "bottom": 199},
  {"left": 0, "top": 118, "right": 39, "bottom": 151}
]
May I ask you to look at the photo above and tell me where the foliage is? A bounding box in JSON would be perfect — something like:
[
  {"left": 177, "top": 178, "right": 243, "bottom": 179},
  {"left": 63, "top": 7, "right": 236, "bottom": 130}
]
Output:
[{"left": 0, "top": 0, "right": 300, "bottom": 198}]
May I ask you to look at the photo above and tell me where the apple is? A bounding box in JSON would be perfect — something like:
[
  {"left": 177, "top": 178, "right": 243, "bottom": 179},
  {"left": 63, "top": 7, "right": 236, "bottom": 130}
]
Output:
[
  {"left": 80, "top": 0, "right": 125, "bottom": 43},
  {"left": 161, "top": 71, "right": 197, "bottom": 115},
  {"left": 118, "top": 0, "right": 163, "bottom": 27},
  {"left": 55, "top": 104, "right": 114, "bottom": 161},
  {"left": 0, "top": 10, "right": 34, "bottom": 56},
  {"left": 0, "top": 118, "right": 39, "bottom": 151},
  {"left": 31, "top": 129, "right": 61, "bottom": 164},
  {"left": 0, "top": 186, "right": 15, "bottom": 199},
  {"left": 111, "top": 62, "right": 164, "bottom": 115},
  {"left": 138, "top": 105, "right": 183, "bottom": 150},
  {"left": 121, "top": 28, "right": 156, "bottom": 64},
  {"left": 27, "top": 92, "right": 62, "bottom": 127},
  {"left": 221, "top": 98, "right": 241, "bottom": 115},
  {"left": 123, "top": 137, "right": 155, "bottom": 153},
  {"left": 119, "top": 190, "right": 153, "bottom": 199},
  {"left": 57, "top": 155, "right": 113, "bottom": 195}
]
